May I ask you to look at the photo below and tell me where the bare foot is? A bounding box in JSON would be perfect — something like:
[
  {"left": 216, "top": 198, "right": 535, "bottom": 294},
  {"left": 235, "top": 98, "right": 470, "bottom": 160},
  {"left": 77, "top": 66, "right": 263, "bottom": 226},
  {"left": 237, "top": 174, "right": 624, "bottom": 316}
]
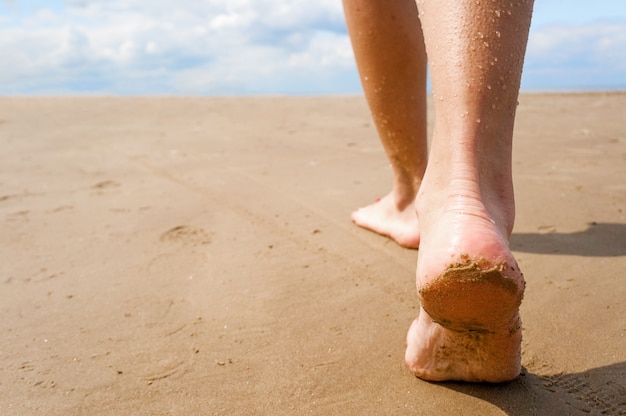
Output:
[
  {"left": 405, "top": 190, "right": 525, "bottom": 382},
  {"left": 351, "top": 192, "right": 420, "bottom": 248}
]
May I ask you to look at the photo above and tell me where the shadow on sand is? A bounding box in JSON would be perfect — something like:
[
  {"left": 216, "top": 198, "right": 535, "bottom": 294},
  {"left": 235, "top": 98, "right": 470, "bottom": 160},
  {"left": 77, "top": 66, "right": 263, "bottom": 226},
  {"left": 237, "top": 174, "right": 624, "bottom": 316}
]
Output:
[
  {"left": 510, "top": 222, "right": 626, "bottom": 257},
  {"left": 443, "top": 362, "right": 626, "bottom": 415}
]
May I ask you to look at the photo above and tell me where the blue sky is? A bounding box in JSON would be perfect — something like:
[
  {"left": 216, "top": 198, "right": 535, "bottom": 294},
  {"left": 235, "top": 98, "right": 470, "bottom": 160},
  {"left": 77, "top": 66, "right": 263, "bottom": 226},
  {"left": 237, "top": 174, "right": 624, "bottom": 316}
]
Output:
[{"left": 1, "top": 0, "right": 625, "bottom": 95}]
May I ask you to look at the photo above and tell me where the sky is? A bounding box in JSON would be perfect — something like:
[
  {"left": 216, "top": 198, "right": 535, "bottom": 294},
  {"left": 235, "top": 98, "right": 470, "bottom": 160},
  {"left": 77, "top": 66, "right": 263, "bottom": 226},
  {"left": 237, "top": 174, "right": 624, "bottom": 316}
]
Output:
[{"left": 0, "top": 0, "right": 625, "bottom": 95}]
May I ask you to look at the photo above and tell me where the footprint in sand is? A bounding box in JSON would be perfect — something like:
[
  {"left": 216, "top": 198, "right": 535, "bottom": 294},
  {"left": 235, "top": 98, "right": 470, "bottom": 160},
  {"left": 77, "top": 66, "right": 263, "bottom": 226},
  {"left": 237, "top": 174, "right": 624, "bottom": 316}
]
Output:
[
  {"left": 91, "top": 180, "right": 121, "bottom": 190},
  {"left": 541, "top": 373, "right": 626, "bottom": 415},
  {"left": 159, "top": 225, "right": 211, "bottom": 246}
]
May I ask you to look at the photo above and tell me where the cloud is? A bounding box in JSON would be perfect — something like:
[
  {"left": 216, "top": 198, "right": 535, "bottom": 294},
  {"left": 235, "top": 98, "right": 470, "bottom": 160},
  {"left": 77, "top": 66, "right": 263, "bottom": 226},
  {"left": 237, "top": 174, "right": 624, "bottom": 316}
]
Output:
[
  {"left": 523, "top": 20, "right": 626, "bottom": 90},
  {"left": 0, "top": 0, "right": 357, "bottom": 94},
  {"left": 2, "top": 1, "right": 625, "bottom": 94}
]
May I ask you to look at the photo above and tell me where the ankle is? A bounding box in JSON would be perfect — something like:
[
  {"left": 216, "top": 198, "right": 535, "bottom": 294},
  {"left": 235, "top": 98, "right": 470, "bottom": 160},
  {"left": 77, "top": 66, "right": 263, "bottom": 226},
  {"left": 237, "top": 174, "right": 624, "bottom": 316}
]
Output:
[
  {"left": 416, "top": 170, "right": 515, "bottom": 239},
  {"left": 392, "top": 179, "right": 420, "bottom": 209}
]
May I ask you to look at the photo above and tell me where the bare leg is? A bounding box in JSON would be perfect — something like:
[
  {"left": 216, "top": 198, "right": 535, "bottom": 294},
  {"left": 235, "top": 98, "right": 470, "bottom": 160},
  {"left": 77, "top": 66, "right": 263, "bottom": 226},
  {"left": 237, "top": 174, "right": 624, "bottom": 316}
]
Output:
[
  {"left": 343, "top": 0, "right": 428, "bottom": 248},
  {"left": 405, "top": 0, "right": 534, "bottom": 382}
]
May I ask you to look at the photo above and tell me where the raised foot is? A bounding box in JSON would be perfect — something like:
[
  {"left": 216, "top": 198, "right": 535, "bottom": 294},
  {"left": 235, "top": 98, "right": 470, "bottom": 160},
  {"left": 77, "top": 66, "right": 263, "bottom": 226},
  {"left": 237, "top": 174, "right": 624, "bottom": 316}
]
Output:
[
  {"left": 406, "top": 258, "right": 524, "bottom": 383},
  {"left": 351, "top": 193, "right": 420, "bottom": 248}
]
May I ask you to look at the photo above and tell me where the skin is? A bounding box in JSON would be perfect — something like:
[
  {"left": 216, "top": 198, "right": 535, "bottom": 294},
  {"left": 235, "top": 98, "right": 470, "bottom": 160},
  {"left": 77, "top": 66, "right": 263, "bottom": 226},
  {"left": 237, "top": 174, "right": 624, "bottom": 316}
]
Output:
[
  {"left": 344, "top": 0, "right": 428, "bottom": 249},
  {"left": 343, "top": 0, "right": 534, "bottom": 382}
]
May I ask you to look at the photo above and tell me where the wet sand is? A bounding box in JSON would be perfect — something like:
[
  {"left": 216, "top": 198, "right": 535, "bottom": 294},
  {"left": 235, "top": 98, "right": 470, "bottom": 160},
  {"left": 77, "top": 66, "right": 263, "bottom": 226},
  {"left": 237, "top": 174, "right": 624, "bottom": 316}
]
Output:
[{"left": 1, "top": 94, "right": 625, "bottom": 415}]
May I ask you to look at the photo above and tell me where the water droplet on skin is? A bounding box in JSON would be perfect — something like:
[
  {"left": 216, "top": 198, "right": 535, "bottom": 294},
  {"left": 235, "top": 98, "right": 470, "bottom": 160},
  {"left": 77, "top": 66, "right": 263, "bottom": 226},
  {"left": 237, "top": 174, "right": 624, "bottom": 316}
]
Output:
[
  {"left": 483, "top": 41, "right": 490, "bottom": 48},
  {"left": 495, "top": 10, "right": 501, "bottom": 17},
  {"left": 476, "top": 118, "right": 481, "bottom": 124},
  {"left": 364, "top": 76, "right": 369, "bottom": 81},
  {"left": 491, "top": 104, "right": 497, "bottom": 110},
  {"left": 487, "top": 85, "right": 492, "bottom": 90},
  {"left": 495, "top": 30, "right": 501, "bottom": 38}
]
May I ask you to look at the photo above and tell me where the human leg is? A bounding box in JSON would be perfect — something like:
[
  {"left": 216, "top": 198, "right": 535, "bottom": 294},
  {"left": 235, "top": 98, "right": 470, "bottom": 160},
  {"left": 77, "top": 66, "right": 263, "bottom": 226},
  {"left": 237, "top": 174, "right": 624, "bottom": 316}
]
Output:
[
  {"left": 405, "top": 0, "right": 534, "bottom": 382},
  {"left": 343, "top": 0, "right": 428, "bottom": 248}
]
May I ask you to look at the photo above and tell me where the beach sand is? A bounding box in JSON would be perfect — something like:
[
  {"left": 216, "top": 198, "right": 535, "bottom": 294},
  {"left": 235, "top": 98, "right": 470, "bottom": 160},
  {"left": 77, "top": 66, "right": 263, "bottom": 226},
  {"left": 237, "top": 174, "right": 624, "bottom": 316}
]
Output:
[{"left": 1, "top": 94, "right": 625, "bottom": 415}]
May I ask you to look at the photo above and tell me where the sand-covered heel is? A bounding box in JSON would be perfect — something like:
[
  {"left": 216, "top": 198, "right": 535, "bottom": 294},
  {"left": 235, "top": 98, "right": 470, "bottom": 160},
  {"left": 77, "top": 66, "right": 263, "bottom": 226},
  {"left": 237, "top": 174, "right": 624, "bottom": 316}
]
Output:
[
  {"left": 408, "top": 258, "right": 526, "bottom": 382},
  {"left": 418, "top": 258, "right": 525, "bottom": 334}
]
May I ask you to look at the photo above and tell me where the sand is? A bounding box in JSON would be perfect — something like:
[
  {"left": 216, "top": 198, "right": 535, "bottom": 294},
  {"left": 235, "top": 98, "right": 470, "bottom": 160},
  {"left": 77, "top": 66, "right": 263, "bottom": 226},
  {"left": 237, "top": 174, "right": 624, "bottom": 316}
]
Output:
[{"left": 1, "top": 94, "right": 625, "bottom": 415}]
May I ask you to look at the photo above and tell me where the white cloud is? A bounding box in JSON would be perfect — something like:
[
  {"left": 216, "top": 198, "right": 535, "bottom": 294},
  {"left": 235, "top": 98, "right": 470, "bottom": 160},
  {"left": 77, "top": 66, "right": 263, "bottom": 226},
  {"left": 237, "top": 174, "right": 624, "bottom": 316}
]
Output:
[
  {"left": 528, "top": 21, "right": 626, "bottom": 67},
  {"left": 2, "top": 1, "right": 625, "bottom": 94},
  {"left": 523, "top": 20, "right": 626, "bottom": 90},
  {"left": 0, "top": 0, "right": 356, "bottom": 94}
]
